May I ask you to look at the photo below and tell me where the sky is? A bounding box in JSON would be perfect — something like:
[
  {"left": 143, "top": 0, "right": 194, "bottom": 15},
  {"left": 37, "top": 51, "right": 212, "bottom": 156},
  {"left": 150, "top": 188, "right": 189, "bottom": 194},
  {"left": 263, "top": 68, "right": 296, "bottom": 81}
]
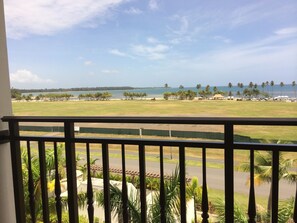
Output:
[{"left": 3, "top": 0, "right": 297, "bottom": 89}]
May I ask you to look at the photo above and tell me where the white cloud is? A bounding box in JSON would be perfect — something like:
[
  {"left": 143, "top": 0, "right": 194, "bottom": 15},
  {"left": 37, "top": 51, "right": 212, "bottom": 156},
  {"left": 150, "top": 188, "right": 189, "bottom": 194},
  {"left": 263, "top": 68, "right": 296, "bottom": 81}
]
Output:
[
  {"left": 124, "top": 7, "right": 142, "bottom": 15},
  {"left": 168, "top": 32, "right": 297, "bottom": 84},
  {"left": 84, "top": 60, "right": 93, "bottom": 66},
  {"left": 4, "top": 0, "right": 127, "bottom": 39},
  {"left": 109, "top": 49, "right": 128, "bottom": 57},
  {"left": 275, "top": 27, "right": 297, "bottom": 36},
  {"left": 10, "top": 69, "right": 53, "bottom": 84},
  {"left": 148, "top": 0, "right": 158, "bottom": 11},
  {"left": 131, "top": 44, "right": 169, "bottom": 60},
  {"left": 101, "top": 69, "right": 119, "bottom": 74},
  {"left": 147, "top": 37, "right": 159, "bottom": 43},
  {"left": 213, "top": 36, "right": 232, "bottom": 43}
]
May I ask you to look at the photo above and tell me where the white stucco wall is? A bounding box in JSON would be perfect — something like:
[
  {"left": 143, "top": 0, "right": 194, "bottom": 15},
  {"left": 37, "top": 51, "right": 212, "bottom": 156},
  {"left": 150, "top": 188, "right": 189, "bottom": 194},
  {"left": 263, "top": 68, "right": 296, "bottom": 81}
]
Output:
[{"left": 0, "top": 0, "right": 16, "bottom": 222}]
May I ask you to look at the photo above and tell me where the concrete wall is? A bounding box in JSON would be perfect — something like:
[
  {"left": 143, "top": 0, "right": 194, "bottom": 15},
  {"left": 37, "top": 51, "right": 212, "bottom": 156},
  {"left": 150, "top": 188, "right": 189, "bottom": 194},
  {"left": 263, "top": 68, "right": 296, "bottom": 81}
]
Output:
[{"left": 0, "top": 0, "right": 16, "bottom": 222}]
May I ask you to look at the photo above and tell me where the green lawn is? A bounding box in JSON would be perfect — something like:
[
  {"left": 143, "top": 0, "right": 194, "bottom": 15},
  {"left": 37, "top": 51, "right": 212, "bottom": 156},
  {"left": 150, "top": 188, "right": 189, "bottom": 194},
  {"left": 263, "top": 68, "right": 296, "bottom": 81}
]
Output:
[
  {"left": 13, "top": 100, "right": 297, "bottom": 141},
  {"left": 12, "top": 100, "right": 297, "bottom": 117}
]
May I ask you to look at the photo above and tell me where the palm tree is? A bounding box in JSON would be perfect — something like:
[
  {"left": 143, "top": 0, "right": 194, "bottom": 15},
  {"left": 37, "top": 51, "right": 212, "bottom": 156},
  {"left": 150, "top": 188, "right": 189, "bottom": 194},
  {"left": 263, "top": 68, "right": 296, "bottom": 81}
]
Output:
[
  {"left": 278, "top": 198, "right": 296, "bottom": 223},
  {"left": 280, "top": 82, "right": 285, "bottom": 96},
  {"left": 96, "top": 167, "right": 182, "bottom": 223},
  {"left": 292, "top": 81, "right": 296, "bottom": 99},
  {"left": 261, "top": 82, "right": 265, "bottom": 92},
  {"left": 214, "top": 198, "right": 248, "bottom": 223},
  {"left": 196, "top": 84, "right": 201, "bottom": 98},
  {"left": 228, "top": 82, "right": 232, "bottom": 95},
  {"left": 238, "top": 83, "right": 244, "bottom": 99},
  {"left": 249, "top": 82, "right": 254, "bottom": 89},
  {"left": 21, "top": 144, "right": 66, "bottom": 221},
  {"left": 266, "top": 81, "right": 270, "bottom": 96},
  {"left": 240, "top": 150, "right": 296, "bottom": 214},
  {"left": 270, "top": 81, "right": 274, "bottom": 97}
]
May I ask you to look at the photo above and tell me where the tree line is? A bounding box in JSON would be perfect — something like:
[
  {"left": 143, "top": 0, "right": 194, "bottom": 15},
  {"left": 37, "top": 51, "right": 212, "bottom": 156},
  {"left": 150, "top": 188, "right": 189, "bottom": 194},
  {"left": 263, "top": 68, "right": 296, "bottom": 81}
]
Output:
[
  {"left": 14, "top": 86, "right": 134, "bottom": 93},
  {"left": 163, "top": 90, "right": 196, "bottom": 100},
  {"left": 123, "top": 92, "right": 147, "bottom": 100},
  {"left": 78, "top": 92, "right": 112, "bottom": 101}
]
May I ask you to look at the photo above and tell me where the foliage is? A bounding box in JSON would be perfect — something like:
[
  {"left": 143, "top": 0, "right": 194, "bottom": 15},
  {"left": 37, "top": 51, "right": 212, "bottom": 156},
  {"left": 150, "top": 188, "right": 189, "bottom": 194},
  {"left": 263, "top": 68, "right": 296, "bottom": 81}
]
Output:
[
  {"left": 36, "top": 93, "right": 74, "bottom": 101},
  {"left": 213, "top": 198, "right": 248, "bottom": 223},
  {"left": 163, "top": 90, "right": 196, "bottom": 100},
  {"left": 96, "top": 182, "right": 142, "bottom": 222},
  {"left": 78, "top": 92, "right": 111, "bottom": 101},
  {"left": 198, "top": 85, "right": 213, "bottom": 98},
  {"left": 96, "top": 166, "right": 182, "bottom": 223},
  {"left": 123, "top": 91, "right": 147, "bottom": 100},
  {"left": 21, "top": 144, "right": 65, "bottom": 222},
  {"left": 278, "top": 198, "right": 295, "bottom": 223},
  {"left": 11, "top": 88, "right": 22, "bottom": 98},
  {"left": 186, "top": 177, "right": 202, "bottom": 209},
  {"left": 240, "top": 150, "right": 296, "bottom": 213},
  {"left": 243, "top": 87, "right": 260, "bottom": 98}
]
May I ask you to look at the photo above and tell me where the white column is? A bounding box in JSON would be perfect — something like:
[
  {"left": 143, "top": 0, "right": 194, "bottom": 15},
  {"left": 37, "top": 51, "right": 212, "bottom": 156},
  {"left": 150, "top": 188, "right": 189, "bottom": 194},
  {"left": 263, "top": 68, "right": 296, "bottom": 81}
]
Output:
[{"left": 0, "top": 0, "right": 16, "bottom": 222}]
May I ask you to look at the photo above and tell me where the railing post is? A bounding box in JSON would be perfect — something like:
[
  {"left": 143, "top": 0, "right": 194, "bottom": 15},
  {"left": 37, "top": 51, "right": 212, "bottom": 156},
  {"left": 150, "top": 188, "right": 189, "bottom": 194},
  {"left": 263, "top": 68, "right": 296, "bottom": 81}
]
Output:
[
  {"left": 159, "top": 146, "right": 166, "bottom": 223},
  {"left": 38, "top": 141, "right": 50, "bottom": 223},
  {"left": 224, "top": 123, "right": 234, "bottom": 222},
  {"left": 179, "top": 146, "right": 187, "bottom": 223},
  {"left": 8, "top": 121, "right": 26, "bottom": 223},
  {"left": 54, "top": 142, "right": 62, "bottom": 223},
  {"left": 139, "top": 144, "right": 147, "bottom": 223},
  {"left": 201, "top": 147, "right": 209, "bottom": 223},
  {"left": 293, "top": 182, "right": 297, "bottom": 222},
  {"left": 86, "top": 143, "right": 94, "bottom": 223},
  {"left": 248, "top": 149, "right": 256, "bottom": 223},
  {"left": 102, "top": 143, "right": 111, "bottom": 223},
  {"left": 271, "top": 150, "right": 279, "bottom": 222},
  {"left": 121, "top": 144, "right": 129, "bottom": 223},
  {"left": 64, "top": 121, "right": 79, "bottom": 223}
]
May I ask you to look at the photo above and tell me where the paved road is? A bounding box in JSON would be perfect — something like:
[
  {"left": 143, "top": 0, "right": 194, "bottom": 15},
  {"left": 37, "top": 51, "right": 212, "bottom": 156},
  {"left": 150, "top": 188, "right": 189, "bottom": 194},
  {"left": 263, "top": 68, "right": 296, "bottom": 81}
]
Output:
[{"left": 77, "top": 149, "right": 296, "bottom": 200}]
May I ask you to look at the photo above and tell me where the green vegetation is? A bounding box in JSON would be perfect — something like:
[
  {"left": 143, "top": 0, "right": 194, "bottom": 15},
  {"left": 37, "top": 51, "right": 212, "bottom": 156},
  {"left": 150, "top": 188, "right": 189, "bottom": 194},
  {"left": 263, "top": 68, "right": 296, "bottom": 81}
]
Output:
[
  {"left": 78, "top": 92, "right": 112, "bottom": 101},
  {"left": 240, "top": 151, "right": 296, "bottom": 214},
  {"left": 13, "top": 100, "right": 297, "bottom": 117},
  {"left": 36, "top": 93, "right": 73, "bottom": 101},
  {"left": 95, "top": 167, "right": 196, "bottom": 222},
  {"left": 15, "top": 86, "right": 134, "bottom": 93},
  {"left": 123, "top": 92, "right": 147, "bottom": 100},
  {"left": 163, "top": 90, "right": 196, "bottom": 100},
  {"left": 11, "top": 88, "right": 22, "bottom": 99}
]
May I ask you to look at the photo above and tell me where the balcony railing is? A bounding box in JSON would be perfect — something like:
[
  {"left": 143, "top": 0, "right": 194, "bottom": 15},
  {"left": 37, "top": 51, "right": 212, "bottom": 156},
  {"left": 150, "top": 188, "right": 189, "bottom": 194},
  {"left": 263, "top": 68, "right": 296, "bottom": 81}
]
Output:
[{"left": 2, "top": 116, "right": 297, "bottom": 223}]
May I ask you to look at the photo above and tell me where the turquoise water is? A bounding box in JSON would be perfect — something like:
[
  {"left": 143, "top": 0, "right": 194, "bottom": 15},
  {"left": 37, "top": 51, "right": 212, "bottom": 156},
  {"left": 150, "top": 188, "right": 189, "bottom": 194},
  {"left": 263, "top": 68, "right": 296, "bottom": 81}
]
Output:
[{"left": 26, "top": 85, "right": 297, "bottom": 99}]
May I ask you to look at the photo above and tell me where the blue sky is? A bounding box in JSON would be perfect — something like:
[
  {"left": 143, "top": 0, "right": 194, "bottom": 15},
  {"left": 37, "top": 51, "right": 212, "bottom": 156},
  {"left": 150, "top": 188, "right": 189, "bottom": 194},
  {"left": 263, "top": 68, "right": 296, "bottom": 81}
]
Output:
[{"left": 4, "top": 0, "right": 297, "bottom": 89}]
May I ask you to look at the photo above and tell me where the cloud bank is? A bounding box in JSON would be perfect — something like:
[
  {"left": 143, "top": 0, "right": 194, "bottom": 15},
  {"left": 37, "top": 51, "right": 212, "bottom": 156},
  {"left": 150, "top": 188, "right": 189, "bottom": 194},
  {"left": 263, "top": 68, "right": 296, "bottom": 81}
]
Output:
[
  {"left": 5, "top": 0, "right": 127, "bottom": 39},
  {"left": 10, "top": 69, "right": 53, "bottom": 84}
]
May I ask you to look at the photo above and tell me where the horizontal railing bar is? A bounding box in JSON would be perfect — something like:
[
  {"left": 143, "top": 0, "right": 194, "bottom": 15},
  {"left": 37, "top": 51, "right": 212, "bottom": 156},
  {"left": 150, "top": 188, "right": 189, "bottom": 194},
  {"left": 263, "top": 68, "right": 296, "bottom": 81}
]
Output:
[
  {"left": 10, "top": 135, "right": 297, "bottom": 151},
  {"left": 233, "top": 142, "right": 297, "bottom": 151},
  {"left": 3, "top": 116, "right": 297, "bottom": 125},
  {"left": 10, "top": 136, "right": 225, "bottom": 148}
]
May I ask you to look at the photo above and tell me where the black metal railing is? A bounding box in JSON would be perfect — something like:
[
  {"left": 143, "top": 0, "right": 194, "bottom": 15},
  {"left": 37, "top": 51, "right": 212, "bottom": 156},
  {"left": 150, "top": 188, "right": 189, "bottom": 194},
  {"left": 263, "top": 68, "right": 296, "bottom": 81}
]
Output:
[{"left": 2, "top": 116, "right": 297, "bottom": 223}]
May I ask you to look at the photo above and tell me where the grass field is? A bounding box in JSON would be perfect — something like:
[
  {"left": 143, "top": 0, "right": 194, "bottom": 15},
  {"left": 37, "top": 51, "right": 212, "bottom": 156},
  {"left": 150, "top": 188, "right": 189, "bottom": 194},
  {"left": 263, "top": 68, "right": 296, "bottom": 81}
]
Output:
[
  {"left": 13, "top": 100, "right": 297, "bottom": 141},
  {"left": 12, "top": 100, "right": 297, "bottom": 117}
]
